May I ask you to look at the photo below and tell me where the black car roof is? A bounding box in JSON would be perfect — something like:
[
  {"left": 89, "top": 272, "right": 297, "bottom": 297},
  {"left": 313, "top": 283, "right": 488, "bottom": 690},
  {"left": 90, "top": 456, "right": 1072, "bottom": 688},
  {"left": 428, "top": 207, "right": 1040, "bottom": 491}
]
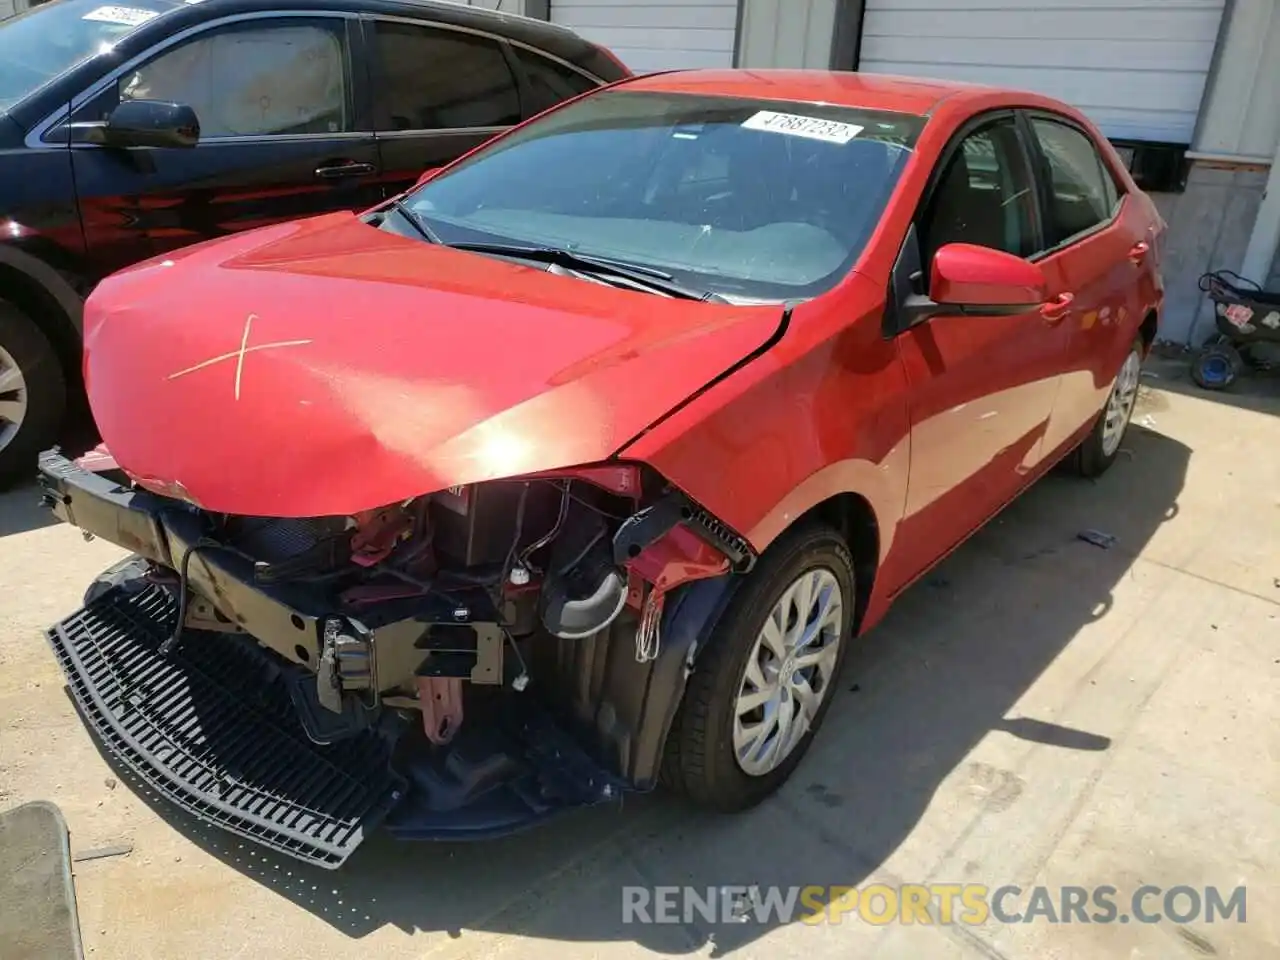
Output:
[{"left": 165, "top": 0, "right": 587, "bottom": 54}]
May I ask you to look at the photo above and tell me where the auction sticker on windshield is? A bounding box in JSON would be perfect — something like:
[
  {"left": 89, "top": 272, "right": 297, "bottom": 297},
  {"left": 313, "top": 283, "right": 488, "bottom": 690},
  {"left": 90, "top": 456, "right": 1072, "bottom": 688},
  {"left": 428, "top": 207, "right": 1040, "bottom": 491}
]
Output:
[
  {"left": 741, "top": 111, "right": 864, "bottom": 144},
  {"left": 82, "top": 5, "right": 160, "bottom": 25}
]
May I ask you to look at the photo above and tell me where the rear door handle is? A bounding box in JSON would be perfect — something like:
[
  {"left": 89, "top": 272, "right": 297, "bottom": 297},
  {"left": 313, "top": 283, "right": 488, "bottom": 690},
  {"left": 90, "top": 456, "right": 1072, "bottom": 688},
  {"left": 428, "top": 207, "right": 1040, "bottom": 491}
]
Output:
[
  {"left": 1040, "top": 292, "right": 1075, "bottom": 323},
  {"left": 314, "top": 160, "right": 376, "bottom": 180},
  {"left": 1128, "top": 241, "right": 1150, "bottom": 265}
]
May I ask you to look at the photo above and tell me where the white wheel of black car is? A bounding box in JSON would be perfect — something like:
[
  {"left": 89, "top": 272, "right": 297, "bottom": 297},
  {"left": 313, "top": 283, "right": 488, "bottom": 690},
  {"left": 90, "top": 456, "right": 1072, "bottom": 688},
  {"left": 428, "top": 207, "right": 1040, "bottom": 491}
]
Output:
[
  {"left": 733, "top": 567, "right": 843, "bottom": 776},
  {"left": 1075, "top": 336, "right": 1144, "bottom": 478},
  {"left": 0, "top": 342, "right": 27, "bottom": 454},
  {"left": 0, "top": 300, "right": 66, "bottom": 488},
  {"left": 662, "top": 524, "right": 855, "bottom": 811}
]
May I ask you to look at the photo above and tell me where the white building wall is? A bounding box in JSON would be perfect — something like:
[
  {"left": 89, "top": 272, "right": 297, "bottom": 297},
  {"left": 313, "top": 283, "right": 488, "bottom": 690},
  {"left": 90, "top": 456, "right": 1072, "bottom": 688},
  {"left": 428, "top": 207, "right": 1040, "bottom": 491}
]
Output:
[{"left": 738, "top": 0, "right": 836, "bottom": 70}]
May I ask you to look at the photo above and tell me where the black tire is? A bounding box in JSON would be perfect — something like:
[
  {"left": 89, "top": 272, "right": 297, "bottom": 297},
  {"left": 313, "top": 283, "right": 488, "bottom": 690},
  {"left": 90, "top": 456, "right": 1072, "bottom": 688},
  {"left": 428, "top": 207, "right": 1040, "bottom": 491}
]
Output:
[
  {"left": 662, "top": 523, "right": 855, "bottom": 812},
  {"left": 1190, "top": 341, "right": 1242, "bottom": 391},
  {"left": 0, "top": 299, "right": 67, "bottom": 488},
  {"left": 1074, "top": 336, "right": 1144, "bottom": 479}
]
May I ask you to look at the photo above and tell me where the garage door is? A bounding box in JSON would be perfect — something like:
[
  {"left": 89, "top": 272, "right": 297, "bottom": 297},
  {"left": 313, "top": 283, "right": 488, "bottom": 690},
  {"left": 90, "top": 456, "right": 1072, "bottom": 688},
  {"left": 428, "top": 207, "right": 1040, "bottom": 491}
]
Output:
[
  {"left": 858, "top": 0, "right": 1226, "bottom": 144},
  {"left": 549, "top": 0, "right": 738, "bottom": 73}
]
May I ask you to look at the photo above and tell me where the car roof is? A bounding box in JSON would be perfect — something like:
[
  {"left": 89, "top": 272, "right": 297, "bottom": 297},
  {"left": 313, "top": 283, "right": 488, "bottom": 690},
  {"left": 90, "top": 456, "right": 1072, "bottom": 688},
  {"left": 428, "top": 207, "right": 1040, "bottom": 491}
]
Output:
[{"left": 621, "top": 69, "right": 1009, "bottom": 117}]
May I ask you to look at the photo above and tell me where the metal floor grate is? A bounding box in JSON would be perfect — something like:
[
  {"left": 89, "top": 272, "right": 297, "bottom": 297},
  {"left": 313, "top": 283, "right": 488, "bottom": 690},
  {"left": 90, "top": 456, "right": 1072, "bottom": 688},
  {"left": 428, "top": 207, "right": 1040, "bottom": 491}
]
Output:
[{"left": 48, "top": 585, "right": 405, "bottom": 869}]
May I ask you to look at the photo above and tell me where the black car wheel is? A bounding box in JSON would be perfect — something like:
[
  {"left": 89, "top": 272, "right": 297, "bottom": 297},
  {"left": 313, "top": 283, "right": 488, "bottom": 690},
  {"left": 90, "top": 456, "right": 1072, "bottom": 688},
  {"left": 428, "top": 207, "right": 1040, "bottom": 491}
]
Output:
[
  {"left": 0, "top": 300, "right": 67, "bottom": 488},
  {"left": 662, "top": 523, "right": 855, "bottom": 811}
]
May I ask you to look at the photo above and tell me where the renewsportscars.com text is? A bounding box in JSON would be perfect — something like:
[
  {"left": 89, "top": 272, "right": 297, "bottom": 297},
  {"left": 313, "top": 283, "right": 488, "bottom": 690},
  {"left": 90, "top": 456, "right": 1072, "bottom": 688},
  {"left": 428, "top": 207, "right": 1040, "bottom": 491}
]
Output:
[{"left": 621, "top": 883, "right": 1248, "bottom": 926}]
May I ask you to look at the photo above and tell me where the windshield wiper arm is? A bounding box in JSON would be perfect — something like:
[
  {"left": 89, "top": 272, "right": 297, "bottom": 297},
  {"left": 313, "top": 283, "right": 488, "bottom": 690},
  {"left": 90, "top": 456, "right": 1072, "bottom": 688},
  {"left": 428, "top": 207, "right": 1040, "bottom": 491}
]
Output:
[
  {"left": 384, "top": 197, "right": 442, "bottom": 245},
  {"left": 445, "top": 241, "right": 726, "bottom": 302}
]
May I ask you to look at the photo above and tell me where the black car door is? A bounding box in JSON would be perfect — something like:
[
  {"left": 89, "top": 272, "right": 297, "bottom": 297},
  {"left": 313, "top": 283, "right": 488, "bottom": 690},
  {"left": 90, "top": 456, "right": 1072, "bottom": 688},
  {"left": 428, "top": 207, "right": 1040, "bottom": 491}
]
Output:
[
  {"left": 61, "top": 12, "right": 382, "bottom": 279},
  {"left": 365, "top": 16, "right": 526, "bottom": 200}
]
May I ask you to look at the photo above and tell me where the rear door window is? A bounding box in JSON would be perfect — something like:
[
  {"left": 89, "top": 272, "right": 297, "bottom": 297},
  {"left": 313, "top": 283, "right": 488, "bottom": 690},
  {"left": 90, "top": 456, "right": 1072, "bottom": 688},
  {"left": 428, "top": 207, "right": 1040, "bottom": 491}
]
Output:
[
  {"left": 509, "top": 46, "right": 598, "bottom": 116},
  {"left": 371, "top": 21, "right": 521, "bottom": 131},
  {"left": 1029, "top": 117, "right": 1116, "bottom": 247}
]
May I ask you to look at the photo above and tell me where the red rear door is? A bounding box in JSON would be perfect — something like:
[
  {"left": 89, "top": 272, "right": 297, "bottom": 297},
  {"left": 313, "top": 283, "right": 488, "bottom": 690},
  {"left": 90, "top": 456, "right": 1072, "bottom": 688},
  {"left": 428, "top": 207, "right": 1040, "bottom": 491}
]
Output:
[{"left": 1023, "top": 113, "right": 1153, "bottom": 459}]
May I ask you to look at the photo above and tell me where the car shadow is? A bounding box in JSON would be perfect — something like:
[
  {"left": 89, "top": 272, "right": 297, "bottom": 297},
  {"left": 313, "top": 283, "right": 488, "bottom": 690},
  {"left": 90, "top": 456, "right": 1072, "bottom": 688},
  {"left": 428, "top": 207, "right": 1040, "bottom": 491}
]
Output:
[
  {"left": 0, "top": 481, "right": 55, "bottom": 538},
  {"left": 0, "top": 417, "right": 102, "bottom": 538},
  {"left": 1145, "top": 350, "right": 1280, "bottom": 417},
  {"left": 71, "top": 423, "right": 1189, "bottom": 955}
]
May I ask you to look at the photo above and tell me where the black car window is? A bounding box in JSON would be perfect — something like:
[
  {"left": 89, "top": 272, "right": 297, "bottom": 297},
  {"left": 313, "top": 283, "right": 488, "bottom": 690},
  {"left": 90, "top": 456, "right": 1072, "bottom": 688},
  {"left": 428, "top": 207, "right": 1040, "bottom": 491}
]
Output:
[
  {"left": 1030, "top": 117, "right": 1114, "bottom": 246},
  {"left": 919, "top": 119, "right": 1037, "bottom": 265},
  {"left": 372, "top": 21, "right": 520, "bottom": 131},
  {"left": 116, "top": 19, "right": 352, "bottom": 137},
  {"left": 510, "top": 46, "right": 598, "bottom": 116},
  {"left": 0, "top": 0, "right": 181, "bottom": 113}
]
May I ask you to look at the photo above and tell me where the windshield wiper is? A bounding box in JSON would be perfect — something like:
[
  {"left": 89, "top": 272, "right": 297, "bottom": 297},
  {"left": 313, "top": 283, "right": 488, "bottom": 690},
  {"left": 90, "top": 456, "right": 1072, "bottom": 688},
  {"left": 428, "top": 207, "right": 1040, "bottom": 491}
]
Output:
[
  {"left": 384, "top": 197, "right": 442, "bottom": 245},
  {"left": 444, "top": 241, "right": 726, "bottom": 302}
]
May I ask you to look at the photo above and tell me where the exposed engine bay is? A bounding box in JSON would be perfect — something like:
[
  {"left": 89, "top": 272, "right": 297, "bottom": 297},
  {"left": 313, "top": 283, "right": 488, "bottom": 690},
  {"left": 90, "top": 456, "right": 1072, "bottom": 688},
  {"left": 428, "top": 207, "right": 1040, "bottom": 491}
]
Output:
[{"left": 38, "top": 449, "right": 755, "bottom": 864}]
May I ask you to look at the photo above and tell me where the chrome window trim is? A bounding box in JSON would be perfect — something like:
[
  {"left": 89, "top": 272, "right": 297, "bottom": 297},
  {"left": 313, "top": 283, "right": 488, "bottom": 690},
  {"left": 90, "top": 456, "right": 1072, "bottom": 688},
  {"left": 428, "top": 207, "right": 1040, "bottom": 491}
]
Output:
[
  {"left": 375, "top": 126, "right": 508, "bottom": 140},
  {"left": 25, "top": 9, "right": 358, "bottom": 150},
  {"left": 367, "top": 13, "right": 606, "bottom": 87}
]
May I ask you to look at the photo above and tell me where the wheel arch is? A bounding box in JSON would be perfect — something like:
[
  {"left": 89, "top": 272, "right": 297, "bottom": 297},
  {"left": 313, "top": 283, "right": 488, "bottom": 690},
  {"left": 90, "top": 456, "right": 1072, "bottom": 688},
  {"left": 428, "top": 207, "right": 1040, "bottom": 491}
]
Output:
[{"left": 0, "top": 245, "right": 85, "bottom": 386}]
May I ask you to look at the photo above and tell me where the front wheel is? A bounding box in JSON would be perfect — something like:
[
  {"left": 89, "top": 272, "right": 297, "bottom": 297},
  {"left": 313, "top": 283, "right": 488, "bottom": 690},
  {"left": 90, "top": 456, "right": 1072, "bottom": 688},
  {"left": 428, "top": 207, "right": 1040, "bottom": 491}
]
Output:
[
  {"left": 662, "top": 524, "right": 855, "bottom": 811},
  {"left": 1074, "top": 337, "right": 1143, "bottom": 479},
  {"left": 0, "top": 300, "right": 67, "bottom": 488}
]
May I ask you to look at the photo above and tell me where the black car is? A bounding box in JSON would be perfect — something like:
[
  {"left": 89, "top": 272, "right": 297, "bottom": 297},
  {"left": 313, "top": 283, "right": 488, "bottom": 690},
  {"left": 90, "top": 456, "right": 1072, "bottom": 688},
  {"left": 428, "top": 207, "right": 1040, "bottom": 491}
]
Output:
[{"left": 0, "top": 0, "right": 627, "bottom": 484}]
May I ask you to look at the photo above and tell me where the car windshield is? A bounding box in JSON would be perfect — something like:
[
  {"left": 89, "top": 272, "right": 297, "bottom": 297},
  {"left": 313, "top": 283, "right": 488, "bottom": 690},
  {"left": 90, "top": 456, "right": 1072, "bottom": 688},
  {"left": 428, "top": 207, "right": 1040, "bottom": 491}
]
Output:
[
  {"left": 0, "top": 0, "right": 178, "bottom": 113},
  {"left": 401, "top": 90, "right": 924, "bottom": 302}
]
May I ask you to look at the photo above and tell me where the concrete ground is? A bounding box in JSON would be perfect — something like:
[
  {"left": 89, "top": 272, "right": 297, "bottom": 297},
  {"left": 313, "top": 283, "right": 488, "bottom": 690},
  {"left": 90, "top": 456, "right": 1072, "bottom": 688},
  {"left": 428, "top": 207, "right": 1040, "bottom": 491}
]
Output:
[{"left": 2, "top": 358, "right": 1277, "bottom": 960}]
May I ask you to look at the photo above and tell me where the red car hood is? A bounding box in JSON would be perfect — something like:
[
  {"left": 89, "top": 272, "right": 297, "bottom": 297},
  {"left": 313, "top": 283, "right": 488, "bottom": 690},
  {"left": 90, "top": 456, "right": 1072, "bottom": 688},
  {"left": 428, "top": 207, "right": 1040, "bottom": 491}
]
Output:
[{"left": 83, "top": 213, "right": 784, "bottom": 517}]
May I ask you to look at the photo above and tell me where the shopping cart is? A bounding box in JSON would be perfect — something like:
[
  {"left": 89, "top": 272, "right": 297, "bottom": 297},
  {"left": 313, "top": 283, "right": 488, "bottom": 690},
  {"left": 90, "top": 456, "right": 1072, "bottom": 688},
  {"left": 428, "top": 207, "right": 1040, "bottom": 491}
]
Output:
[{"left": 1193, "top": 270, "right": 1280, "bottom": 389}]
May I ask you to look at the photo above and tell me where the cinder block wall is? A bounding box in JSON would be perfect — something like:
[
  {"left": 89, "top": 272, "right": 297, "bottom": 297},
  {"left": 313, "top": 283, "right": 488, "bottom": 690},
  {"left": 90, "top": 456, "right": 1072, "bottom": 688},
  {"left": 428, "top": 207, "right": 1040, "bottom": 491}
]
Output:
[{"left": 1149, "top": 161, "right": 1270, "bottom": 346}]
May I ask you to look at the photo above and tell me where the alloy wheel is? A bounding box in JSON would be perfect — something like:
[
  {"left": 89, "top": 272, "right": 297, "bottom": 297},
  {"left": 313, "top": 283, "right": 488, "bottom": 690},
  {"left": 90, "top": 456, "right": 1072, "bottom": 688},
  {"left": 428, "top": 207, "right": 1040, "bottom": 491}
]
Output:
[
  {"left": 0, "top": 343, "right": 28, "bottom": 454},
  {"left": 733, "top": 567, "right": 843, "bottom": 776},
  {"left": 1101, "top": 348, "right": 1141, "bottom": 457}
]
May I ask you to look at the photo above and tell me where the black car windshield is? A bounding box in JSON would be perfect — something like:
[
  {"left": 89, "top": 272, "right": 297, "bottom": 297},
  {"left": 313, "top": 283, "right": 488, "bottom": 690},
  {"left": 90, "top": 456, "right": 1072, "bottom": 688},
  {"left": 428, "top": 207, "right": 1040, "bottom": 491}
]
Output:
[
  {"left": 402, "top": 90, "right": 924, "bottom": 302},
  {"left": 0, "top": 0, "right": 178, "bottom": 113}
]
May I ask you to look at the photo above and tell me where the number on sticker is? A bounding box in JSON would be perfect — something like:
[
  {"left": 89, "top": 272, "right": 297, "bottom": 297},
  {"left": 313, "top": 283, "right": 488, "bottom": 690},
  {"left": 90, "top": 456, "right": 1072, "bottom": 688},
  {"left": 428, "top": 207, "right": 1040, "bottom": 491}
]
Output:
[
  {"left": 82, "top": 5, "right": 161, "bottom": 26},
  {"left": 741, "top": 110, "right": 864, "bottom": 145}
]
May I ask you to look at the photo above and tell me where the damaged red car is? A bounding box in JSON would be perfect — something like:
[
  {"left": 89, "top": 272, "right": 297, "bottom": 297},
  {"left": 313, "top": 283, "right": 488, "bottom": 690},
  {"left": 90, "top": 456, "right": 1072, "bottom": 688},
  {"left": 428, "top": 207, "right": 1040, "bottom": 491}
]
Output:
[{"left": 40, "top": 69, "right": 1164, "bottom": 868}]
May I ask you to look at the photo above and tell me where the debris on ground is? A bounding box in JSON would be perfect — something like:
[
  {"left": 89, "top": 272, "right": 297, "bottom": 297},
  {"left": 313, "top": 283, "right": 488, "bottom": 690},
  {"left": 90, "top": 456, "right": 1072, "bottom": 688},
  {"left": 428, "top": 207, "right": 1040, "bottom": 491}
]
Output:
[
  {"left": 72, "top": 841, "right": 133, "bottom": 863},
  {"left": 1078, "top": 529, "right": 1118, "bottom": 549}
]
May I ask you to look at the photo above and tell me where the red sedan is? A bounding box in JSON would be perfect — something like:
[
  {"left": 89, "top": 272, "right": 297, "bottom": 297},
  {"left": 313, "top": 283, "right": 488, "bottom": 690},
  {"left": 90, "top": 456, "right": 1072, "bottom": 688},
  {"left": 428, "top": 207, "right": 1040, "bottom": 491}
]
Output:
[{"left": 41, "top": 69, "right": 1163, "bottom": 866}]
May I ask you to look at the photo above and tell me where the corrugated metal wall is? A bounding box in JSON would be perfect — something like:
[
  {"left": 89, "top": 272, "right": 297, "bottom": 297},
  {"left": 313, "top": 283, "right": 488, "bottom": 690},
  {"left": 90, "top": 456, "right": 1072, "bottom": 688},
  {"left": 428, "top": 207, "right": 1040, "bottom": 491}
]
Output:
[
  {"left": 858, "top": 0, "right": 1225, "bottom": 144},
  {"left": 737, "top": 0, "right": 836, "bottom": 70},
  {"left": 549, "top": 0, "right": 739, "bottom": 71}
]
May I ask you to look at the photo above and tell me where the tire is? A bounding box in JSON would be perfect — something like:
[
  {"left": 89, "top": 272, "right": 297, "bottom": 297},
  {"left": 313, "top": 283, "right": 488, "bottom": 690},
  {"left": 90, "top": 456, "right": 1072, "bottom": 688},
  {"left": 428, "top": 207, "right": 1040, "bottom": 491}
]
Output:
[
  {"left": 662, "top": 523, "right": 855, "bottom": 812},
  {"left": 1190, "top": 341, "right": 1242, "bottom": 391},
  {"left": 1074, "top": 336, "right": 1143, "bottom": 479},
  {"left": 0, "top": 299, "right": 67, "bottom": 488}
]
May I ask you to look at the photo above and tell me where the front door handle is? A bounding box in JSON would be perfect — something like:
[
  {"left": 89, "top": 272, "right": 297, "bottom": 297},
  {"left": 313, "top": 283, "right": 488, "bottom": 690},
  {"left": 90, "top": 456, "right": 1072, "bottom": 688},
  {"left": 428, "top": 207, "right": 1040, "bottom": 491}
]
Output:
[
  {"left": 1040, "top": 292, "right": 1075, "bottom": 323},
  {"left": 314, "top": 160, "right": 376, "bottom": 180},
  {"left": 1128, "top": 240, "right": 1150, "bottom": 265}
]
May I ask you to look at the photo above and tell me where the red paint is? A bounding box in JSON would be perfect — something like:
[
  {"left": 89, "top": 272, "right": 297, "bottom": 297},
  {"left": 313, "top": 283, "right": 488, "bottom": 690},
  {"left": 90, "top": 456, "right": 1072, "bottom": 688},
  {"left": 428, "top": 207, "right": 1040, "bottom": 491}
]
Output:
[
  {"left": 83, "top": 213, "right": 784, "bottom": 517},
  {"left": 82, "top": 71, "right": 1162, "bottom": 639},
  {"left": 930, "top": 244, "right": 1048, "bottom": 307}
]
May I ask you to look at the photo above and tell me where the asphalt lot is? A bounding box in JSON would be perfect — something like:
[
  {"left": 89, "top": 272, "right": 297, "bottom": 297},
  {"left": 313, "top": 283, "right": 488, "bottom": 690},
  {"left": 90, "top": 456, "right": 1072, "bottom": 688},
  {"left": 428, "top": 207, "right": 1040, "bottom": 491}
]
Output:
[{"left": 2, "top": 356, "right": 1277, "bottom": 960}]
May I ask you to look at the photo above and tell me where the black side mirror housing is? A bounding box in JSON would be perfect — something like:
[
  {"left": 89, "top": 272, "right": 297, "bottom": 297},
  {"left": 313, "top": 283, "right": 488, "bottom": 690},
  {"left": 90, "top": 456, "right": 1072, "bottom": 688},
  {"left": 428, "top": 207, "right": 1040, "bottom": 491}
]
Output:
[{"left": 69, "top": 100, "right": 200, "bottom": 149}]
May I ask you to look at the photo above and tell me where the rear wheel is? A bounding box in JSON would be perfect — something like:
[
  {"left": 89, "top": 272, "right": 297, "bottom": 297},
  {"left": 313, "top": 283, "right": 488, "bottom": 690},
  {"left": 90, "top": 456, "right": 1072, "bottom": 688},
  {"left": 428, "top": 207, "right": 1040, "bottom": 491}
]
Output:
[
  {"left": 0, "top": 300, "right": 67, "bottom": 488},
  {"left": 662, "top": 524, "right": 855, "bottom": 811},
  {"left": 1074, "top": 337, "right": 1143, "bottom": 479}
]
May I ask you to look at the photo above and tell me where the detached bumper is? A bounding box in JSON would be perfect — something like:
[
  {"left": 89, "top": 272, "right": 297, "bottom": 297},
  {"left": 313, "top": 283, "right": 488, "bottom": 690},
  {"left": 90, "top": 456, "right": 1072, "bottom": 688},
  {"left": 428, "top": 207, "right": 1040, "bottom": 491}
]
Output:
[{"left": 50, "top": 583, "right": 407, "bottom": 868}]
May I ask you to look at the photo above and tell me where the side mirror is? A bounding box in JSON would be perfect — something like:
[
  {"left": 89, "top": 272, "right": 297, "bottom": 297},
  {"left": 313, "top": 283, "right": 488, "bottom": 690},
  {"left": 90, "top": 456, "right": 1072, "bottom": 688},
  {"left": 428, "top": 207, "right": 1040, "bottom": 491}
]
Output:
[
  {"left": 414, "top": 166, "right": 444, "bottom": 187},
  {"left": 71, "top": 100, "right": 200, "bottom": 149},
  {"left": 929, "top": 242, "right": 1047, "bottom": 312}
]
